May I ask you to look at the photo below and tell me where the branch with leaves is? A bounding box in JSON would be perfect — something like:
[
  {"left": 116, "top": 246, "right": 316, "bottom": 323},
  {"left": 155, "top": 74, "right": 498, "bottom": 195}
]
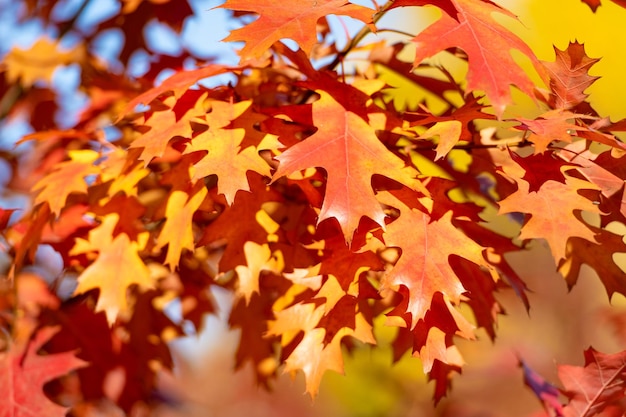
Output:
[{"left": 1, "top": 0, "right": 626, "bottom": 415}]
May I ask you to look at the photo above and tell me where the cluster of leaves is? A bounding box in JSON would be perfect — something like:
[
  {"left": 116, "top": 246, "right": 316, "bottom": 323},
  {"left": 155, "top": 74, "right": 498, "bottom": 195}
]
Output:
[{"left": 1, "top": 0, "right": 626, "bottom": 415}]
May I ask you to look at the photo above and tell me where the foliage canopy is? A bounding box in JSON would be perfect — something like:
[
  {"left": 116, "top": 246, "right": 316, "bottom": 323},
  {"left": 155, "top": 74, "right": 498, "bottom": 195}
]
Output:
[{"left": 1, "top": 0, "right": 626, "bottom": 415}]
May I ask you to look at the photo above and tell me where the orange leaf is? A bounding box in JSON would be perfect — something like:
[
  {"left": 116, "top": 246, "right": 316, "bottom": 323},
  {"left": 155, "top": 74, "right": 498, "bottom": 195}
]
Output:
[
  {"left": 33, "top": 150, "right": 100, "bottom": 216},
  {"left": 272, "top": 90, "right": 426, "bottom": 243},
  {"left": 71, "top": 215, "right": 152, "bottom": 325},
  {"left": 283, "top": 310, "right": 375, "bottom": 398},
  {"left": 220, "top": 0, "right": 375, "bottom": 60},
  {"left": 515, "top": 110, "right": 586, "bottom": 153},
  {"left": 156, "top": 186, "right": 208, "bottom": 270},
  {"left": 542, "top": 41, "right": 600, "bottom": 110},
  {"left": 498, "top": 176, "right": 600, "bottom": 263},
  {"left": 0, "top": 327, "right": 86, "bottom": 417},
  {"left": 411, "top": 0, "right": 542, "bottom": 116},
  {"left": 4, "top": 37, "right": 85, "bottom": 87},
  {"left": 186, "top": 128, "right": 271, "bottom": 203},
  {"left": 130, "top": 95, "right": 206, "bottom": 165},
  {"left": 234, "top": 241, "right": 282, "bottom": 303},
  {"left": 183, "top": 100, "right": 273, "bottom": 203},
  {"left": 374, "top": 190, "right": 490, "bottom": 327},
  {"left": 419, "top": 120, "right": 462, "bottom": 160}
]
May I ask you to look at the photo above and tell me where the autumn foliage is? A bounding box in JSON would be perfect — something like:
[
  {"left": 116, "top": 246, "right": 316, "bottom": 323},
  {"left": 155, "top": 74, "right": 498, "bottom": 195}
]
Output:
[{"left": 2, "top": 0, "right": 626, "bottom": 415}]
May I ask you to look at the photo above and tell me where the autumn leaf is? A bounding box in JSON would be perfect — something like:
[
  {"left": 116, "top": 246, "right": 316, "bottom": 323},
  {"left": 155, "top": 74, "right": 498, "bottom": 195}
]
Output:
[
  {"left": 508, "top": 149, "right": 571, "bottom": 193},
  {"left": 130, "top": 95, "right": 206, "bottom": 165},
  {"left": 198, "top": 174, "right": 283, "bottom": 272},
  {"left": 514, "top": 110, "right": 586, "bottom": 153},
  {"left": 185, "top": 100, "right": 273, "bottom": 203},
  {"left": 410, "top": 0, "right": 542, "bottom": 116},
  {"left": 272, "top": 90, "right": 426, "bottom": 243},
  {"left": 542, "top": 41, "right": 600, "bottom": 110},
  {"left": 373, "top": 190, "right": 492, "bottom": 327},
  {"left": 220, "top": 0, "right": 375, "bottom": 60},
  {"left": 118, "top": 64, "right": 234, "bottom": 118},
  {"left": 418, "top": 120, "right": 462, "bottom": 160},
  {"left": 498, "top": 175, "right": 599, "bottom": 263},
  {"left": 156, "top": 185, "right": 208, "bottom": 270},
  {"left": 33, "top": 150, "right": 100, "bottom": 216},
  {"left": 234, "top": 241, "right": 283, "bottom": 303},
  {"left": 4, "top": 37, "right": 85, "bottom": 87},
  {"left": 559, "top": 348, "right": 626, "bottom": 417},
  {"left": 71, "top": 214, "right": 153, "bottom": 325},
  {"left": 282, "top": 308, "right": 375, "bottom": 398},
  {"left": 559, "top": 227, "right": 626, "bottom": 300},
  {"left": 188, "top": 128, "right": 271, "bottom": 201},
  {"left": 0, "top": 327, "right": 86, "bottom": 417}
]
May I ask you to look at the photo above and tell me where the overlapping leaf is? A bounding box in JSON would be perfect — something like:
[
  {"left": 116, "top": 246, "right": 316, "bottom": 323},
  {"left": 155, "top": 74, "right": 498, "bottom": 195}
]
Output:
[
  {"left": 559, "top": 348, "right": 626, "bottom": 417},
  {"left": 410, "top": 0, "right": 543, "bottom": 116},
  {"left": 70, "top": 214, "right": 153, "bottom": 324},
  {"left": 498, "top": 174, "right": 600, "bottom": 263},
  {"left": 220, "top": 0, "right": 375, "bottom": 59},
  {"left": 272, "top": 90, "right": 426, "bottom": 243},
  {"left": 372, "top": 190, "right": 492, "bottom": 327},
  {"left": 0, "top": 327, "right": 85, "bottom": 417}
]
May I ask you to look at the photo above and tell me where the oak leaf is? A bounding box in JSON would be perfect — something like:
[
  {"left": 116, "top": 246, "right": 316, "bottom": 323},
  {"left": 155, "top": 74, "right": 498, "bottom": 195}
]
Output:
[
  {"left": 542, "top": 41, "right": 600, "bottom": 110},
  {"left": 220, "top": 0, "right": 375, "bottom": 60},
  {"left": 184, "top": 129, "right": 271, "bottom": 204},
  {"left": 185, "top": 100, "right": 273, "bottom": 203},
  {"left": 156, "top": 186, "right": 208, "bottom": 270},
  {"left": 0, "top": 327, "right": 86, "bottom": 417},
  {"left": 410, "top": 0, "right": 542, "bottom": 116},
  {"left": 198, "top": 174, "right": 282, "bottom": 272},
  {"left": 418, "top": 120, "right": 462, "bottom": 160},
  {"left": 515, "top": 110, "right": 586, "bottom": 153},
  {"left": 71, "top": 214, "right": 153, "bottom": 325},
  {"left": 283, "top": 309, "right": 375, "bottom": 398},
  {"left": 272, "top": 90, "right": 426, "bottom": 243},
  {"left": 559, "top": 348, "right": 626, "bottom": 417},
  {"left": 559, "top": 227, "right": 626, "bottom": 300},
  {"left": 373, "top": 190, "right": 491, "bottom": 327},
  {"left": 4, "top": 37, "right": 85, "bottom": 87},
  {"left": 33, "top": 150, "right": 100, "bottom": 216},
  {"left": 130, "top": 95, "right": 206, "bottom": 165},
  {"left": 234, "top": 241, "right": 283, "bottom": 303},
  {"left": 498, "top": 175, "right": 599, "bottom": 263}
]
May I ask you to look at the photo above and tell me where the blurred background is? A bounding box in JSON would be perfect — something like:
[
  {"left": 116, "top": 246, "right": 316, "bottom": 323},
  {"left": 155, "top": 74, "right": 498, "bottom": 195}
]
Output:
[{"left": 1, "top": 0, "right": 626, "bottom": 416}]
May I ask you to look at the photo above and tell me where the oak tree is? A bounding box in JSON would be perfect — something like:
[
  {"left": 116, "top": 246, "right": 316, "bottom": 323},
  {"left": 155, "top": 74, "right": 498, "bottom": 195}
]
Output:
[{"left": 1, "top": 0, "right": 626, "bottom": 415}]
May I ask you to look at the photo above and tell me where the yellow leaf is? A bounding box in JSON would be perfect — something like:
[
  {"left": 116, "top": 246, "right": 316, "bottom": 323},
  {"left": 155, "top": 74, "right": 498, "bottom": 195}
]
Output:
[
  {"left": 33, "top": 150, "right": 100, "bottom": 216},
  {"left": 5, "top": 38, "right": 85, "bottom": 87},
  {"left": 71, "top": 214, "right": 152, "bottom": 325},
  {"left": 156, "top": 186, "right": 208, "bottom": 270},
  {"left": 234, "top": 241, "right": 282, "bottom": 303}
]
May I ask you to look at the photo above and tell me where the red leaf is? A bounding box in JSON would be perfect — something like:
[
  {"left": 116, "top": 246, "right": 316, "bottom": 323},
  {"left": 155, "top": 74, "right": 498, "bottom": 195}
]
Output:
[
  {"left": 373, "top": 189, "right": 492, "bottom": 327},
  {"left": 0, "top": 327, "right": 86, "bottom": 417},
  {"left": 272, "top": 90, "right": 426, "bottom": 243},
  {"left": 559, "top": 348, "right": 626, "bottom": 417},
  {"left": 542, "top": 41, "right": 600, "bottom": 110},
  {"left": 498, "top": 175, "right": 600, "bottom": 263},
  {"left": 411, "top": 0, "right": 542, "bottom": 116},
  {"left": 118, "top": 65, "right": 234, "bottom": 119},
  {"left": 220, "top": 0, "right": 375, "bottom": 59}
]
